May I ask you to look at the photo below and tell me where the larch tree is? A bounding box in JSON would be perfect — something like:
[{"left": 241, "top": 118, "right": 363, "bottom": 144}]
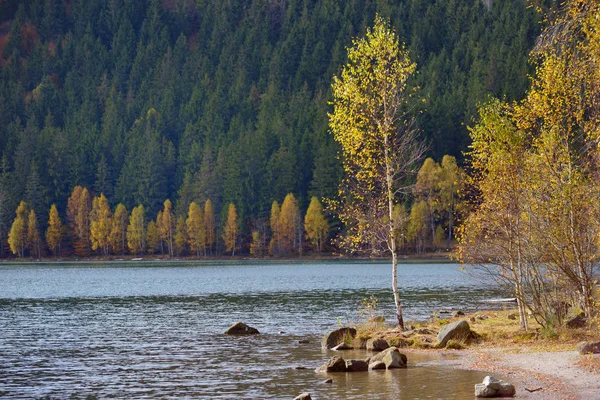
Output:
[
  {"left": 111, "top": 203, "right": 128, "bottom": 255},
  {"left": 269, "top": 200, "right": 281, "bottom": 255},
  {"left": 158, "top": 199, "right": 175, "bottom": 257},
  {"left": 414, "top": 158, "right": 441, "bottom": 248},
  {"left": 328, "top": 15, "right": 425, "bottom": 329},
  {"left": 27, "top": 210, "right": 42, "bottom": 258},
  {"left": 46, "top": 204, "right": 64, "bottom": 256},
  {"left": 304, "top": 196, "right": 329, "bottom": 253},
  {"left": 280, "top": 193, "right": 300, "bottom": 255},
  {"left": 174, "top": 217, "right": 188, "bottom": 256},
  {"left": 90, "top": 193, "right": 112, "bottom": 256},
  {"left": 222, "top": 203, "right": 239, "bottom": 256},
  {"left": 127, "top": 204, "right": 146, "bottom": 255},
  {"left": 8, "top": 201, "right": 28, "bottom": 257},
  {"left": 70, "top": 187, "right": 92, "bottom": 256},
  {"left": 407, "top": 200, "right": 428, "bottom": 254},
  {"left": 186, "top": 202, "right": 205, "bottom": 256},
  {"left": 146, "top": 220, "right": 161, "bottom": 254},
  {"left": 204, "top": 199, "right": 215, "bottom": 255},
  {"left": 438, "top": 155, "right": 461, "bottom": 249}
]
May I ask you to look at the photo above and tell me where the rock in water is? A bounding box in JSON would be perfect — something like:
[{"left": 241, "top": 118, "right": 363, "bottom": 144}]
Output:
[
  {"left": 475, "top": 376, "right": 515, "bottom": 398},
  {"left": 224, "top": 322, "right": 260, "bottom": 335},
  {"left": 315, "top": 356, "right": 347, "bottom": 373},
  {"left": 345, "top": 359, "right": 369, "bottom": 372},
  {"left": 437, "top": 320, "right": 472, "bottom": 347},
  {"left": 321, "top": 327, "right": 357, "bottom": 349},
  {"left": 368, "top": 361, "right": 387, "bottom": 370},
  {"left": 366, "top": 338, "right": 390, "bottom": 351},
  {"left": 368, "top": 346, "right": 407, "bottom": 369},
  {"left": 577, "top": 341, "right": 600, "bottom": 354},
  {"left": 294, "top": 393, "right": 312, "bottom": 400}
]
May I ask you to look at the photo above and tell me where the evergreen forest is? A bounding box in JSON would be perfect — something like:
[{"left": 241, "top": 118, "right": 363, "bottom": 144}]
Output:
[{"left": 0, "top": 0, "right": 555, "bottom": 257}]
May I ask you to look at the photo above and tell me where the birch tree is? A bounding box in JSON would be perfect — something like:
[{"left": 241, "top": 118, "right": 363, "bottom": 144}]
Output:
[{"left": 329, "top": 15, "right": 425, "bottom": 329}]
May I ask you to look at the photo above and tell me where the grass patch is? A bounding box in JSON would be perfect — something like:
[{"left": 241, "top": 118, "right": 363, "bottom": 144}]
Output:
[{"left": 446, "top": 339, "right": 465, "bottom": 349}]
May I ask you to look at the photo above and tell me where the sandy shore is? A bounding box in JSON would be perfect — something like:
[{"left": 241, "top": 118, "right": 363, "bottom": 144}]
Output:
[{"left": 455, "top": 348, "right": 600, "bottom": 399}]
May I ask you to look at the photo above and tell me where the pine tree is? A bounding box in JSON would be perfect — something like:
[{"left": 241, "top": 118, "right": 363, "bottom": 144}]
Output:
[
  {"left": 46, "top": 204, "right": 64, "bottom": 256},
  {"left": 222, "top": 203, "right": 238, "bottom": 256}
]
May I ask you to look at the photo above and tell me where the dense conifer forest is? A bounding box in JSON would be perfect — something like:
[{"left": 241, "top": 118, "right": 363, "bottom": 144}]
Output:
[{"left": 0, "top": 0, "right": 554, "bottom": 257}]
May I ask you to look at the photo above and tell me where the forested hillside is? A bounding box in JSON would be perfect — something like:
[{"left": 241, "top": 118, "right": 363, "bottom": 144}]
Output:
[{"left": 0, "top": 0, "right": 550, "bottom": 256}]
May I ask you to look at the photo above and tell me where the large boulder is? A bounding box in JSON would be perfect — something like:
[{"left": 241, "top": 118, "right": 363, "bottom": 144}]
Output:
[
  {"left": 577, "top": 341, "right": 600, "bottom": 355},
  {"left": 368, "top": 346, "right": 407, "bottom": 369},
  {"left": 322, "top": 327, "right": 357, "bottom": 349},
  {"left": 345, "top": 359, "right": 369, "bottom": 372},
  {"left": 475, "top": 376, "right": 515, "bottom": 398},
  {"left": 315, "top": 356, "right": 347, "bottom": 373},
  {"left": 437, "top": 320, "right": 472, "bottom": 347},
  {"left": 224, "top": 322, "right": 259, "bottom": 335},
  {"left": 366, "top": 337, "right": 390, "bottom": 351}
]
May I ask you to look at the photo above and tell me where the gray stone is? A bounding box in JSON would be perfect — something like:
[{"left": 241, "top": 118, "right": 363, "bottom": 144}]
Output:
[
  {"left": 345, "top": 359, "right": 369, "bottom": 372},
  {"left": 475, "top": 383, "right": 497, "bottom": 398},
  {"left": 322, "top": 327, "right": 357, "bottom": 349},
  {"left": 315, "top": 356, "right": 347, "bottom": 373},
  {"left": 224, "top": 322, "right": 260, "bottom": 335},
  {"left": 368, "top": 346, "right": 407, "bottom": 369},
  {"left": 497, "top": 381, "right": 516, "bottom": 397},
  {"left": 483, "top": 376, "right": 502, "bottom": 390},
  {"left": 332, "top": 342, "right": 353, "bottom": 351},
  {"left": 437, "top": 320, "right": 472, "bottom": 347},
  {"left": 452, "top": 311, "right": 465, "bottom": 317},
  {"left": 366, "top": 337, "right": 390, "bottom": 351},
  {"left": 577, "top": 341, "right": 600, "bottom": 354},
  {"left": 368, "top": 361, "right": 387, "bottom": 370},
  {"left": 294, "top": 393, "right": 312, "bottom": 400}
]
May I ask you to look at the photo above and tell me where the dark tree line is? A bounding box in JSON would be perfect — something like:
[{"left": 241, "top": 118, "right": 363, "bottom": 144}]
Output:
[{"left": 0, "top": 0, "right": 554, "bottom": 256}]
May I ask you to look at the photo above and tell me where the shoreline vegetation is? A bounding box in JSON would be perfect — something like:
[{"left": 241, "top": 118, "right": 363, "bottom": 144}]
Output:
[{"left": 329, "top": 307, "right": 600, "bottom": 398}]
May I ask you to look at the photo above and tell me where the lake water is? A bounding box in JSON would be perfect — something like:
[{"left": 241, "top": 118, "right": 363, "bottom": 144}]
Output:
[{"left": 0, "top": 261, "right": 507, "bottom": 399}]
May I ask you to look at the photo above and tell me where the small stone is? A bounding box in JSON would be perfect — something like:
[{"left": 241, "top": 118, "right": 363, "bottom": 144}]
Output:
[
  {"left": 577, "top": 341, "right": 600, "bottom": 354},
  {"left": 293, "top": 366, "right": 307, "bottom": 370},
  {"left": 315, "top": 356, "right": 347, "bottom": 373},
  {"left": 332, "top": 342, "right": 353, "bottom": 351},
  {"left": 322, "top": 378, "right": 333, "bottom": 384},
  {"left": 507, "top": 313, "right": 518, "bottom": 320},
  {"left": 452, "top": 311, "right": 465, "bottom": 317},
  {"left": 294, "top": 393, "right": 312, "bottom": 400},
  {"left": 469, "top": 317, "right": 476, "bottom": 322},
  {"left": 224, "top": 322, "right": 260, "bottom": 335},
  {"left": 475, "top": 383, "right": 497, "bottom": 398},
  {"left": 476, "top": 315, "right": 489, "bottom": 320},
  {"left": 298, "top": 339, "right": 310, "bottom": 344}
]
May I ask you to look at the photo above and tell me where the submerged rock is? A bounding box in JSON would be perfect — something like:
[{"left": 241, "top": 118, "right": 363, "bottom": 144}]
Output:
[
  {"left": 322, "top": 327, "right": 357, "bottom": 349},
  {"left": 437, "top": 320, "right": 472, "bottom": 347},
  {"left": 224, "top": 322, "right": 260, "bottom": 335}
]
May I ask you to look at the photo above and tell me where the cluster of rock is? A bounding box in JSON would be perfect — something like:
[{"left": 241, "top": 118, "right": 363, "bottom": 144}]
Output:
[
  {"left": 316, "top": 346, "right": 408, "bottom": 373},
  {"left": 475, "top": 376, "right": 516, "bottom": 398}
]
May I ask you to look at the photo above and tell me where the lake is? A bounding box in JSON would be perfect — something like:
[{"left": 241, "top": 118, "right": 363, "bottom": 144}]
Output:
[{"left": 0, "top": 261, "right": 507, "bottom": 399}]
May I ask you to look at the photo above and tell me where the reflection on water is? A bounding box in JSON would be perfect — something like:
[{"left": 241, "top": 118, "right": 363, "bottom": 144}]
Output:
[{"left": 0, "top": 262, "right": 505, "bottom": 398}]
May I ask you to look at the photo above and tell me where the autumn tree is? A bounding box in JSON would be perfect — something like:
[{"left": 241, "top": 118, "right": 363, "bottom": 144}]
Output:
[
  {"left": 127, "top": 205, "right": 146, "bottom": 255},
  {"left": 158, "top": 199, "right": 175, "bottom": 257},
  {"left": 174, "top": 217, "right": 188, "bottom": 256},
  {"left": 186, "top": 202, "right": 205, "bottom": 256},
  {"left": 222, "top": 203, "right": 239, "bottom": 256},
  {"left": 407, "top": 201, "right": 428, "bottom": 254},
  {"left": 250, "top": 230, "right": 265, "bottom": 257},
  {"left": 146, "top": 220, "right": 161, "bottom": 254},
  {"left": 111, "top": 203, "right": 128, "bottom": 255},
  {"left": 304, "top": 197, "right": 329, "bottom": 253},
  {"left": 269, "top": 200, "right": 281, "bottom": 255},
  {"left": 67, "top": 186, "right": 92, "bottom": 256},
  {"left": 204, "top": 200, "right": 215, "bottom": 255},
  {"left": 90, "top": 194, "right": 112, "bottom": 256},
  {"left": 438, "top": 155, "right": 461, "bottom": 248},
  {"left": 8, "top": 201, "right": 28, "bottom": 257},
  {"left": 27, "top": 210, "right": 42, "bottom": 258},
  {"left": 46, "top": 204, "right": 64, "bottom": 256},
  {"left": 280, "top": 193, "right": 301, "bottom": 254},
  {"left": 414, "top": 158, "right": 441, "bottom": 248},
  {"left": 328, "top": 15, "right": 425, "bottom": 329}
]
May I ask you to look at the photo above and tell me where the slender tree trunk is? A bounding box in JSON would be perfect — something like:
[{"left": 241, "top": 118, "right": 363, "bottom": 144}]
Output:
[{"left": 447, "top": 192, "right": 454, "bottom": 249}]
